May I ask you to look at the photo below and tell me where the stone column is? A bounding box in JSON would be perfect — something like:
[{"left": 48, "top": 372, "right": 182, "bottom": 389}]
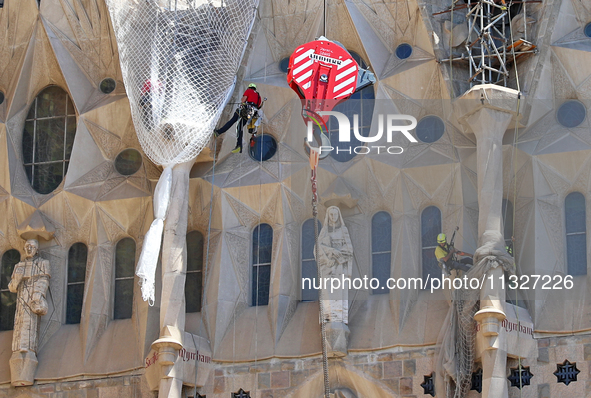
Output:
[
  {"left": 456, "top": 85, "right": 521, "bottom": 398},
  {"left": 153, "top": 160, "right": 194, "bottom": 398}
]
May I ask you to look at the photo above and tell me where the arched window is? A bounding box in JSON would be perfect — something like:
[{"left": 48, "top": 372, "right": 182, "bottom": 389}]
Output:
[
  {"left": 22, "top": 86, "right": 77, "bottom": 194},
  {"left": 1, "top": 250, "right": 20, "bottom": 331},
  {"left": 301, "top": 219, "right": 321, "bottom": 301},
  {"left": 67, "top": 243, "right": 87, "bottom": 324},
  {"left": 502, "top": 199, "right": 514, "bottom": 251},
  {"left": 326, "top": 52, "right": 375, "bottom": 162},
  {"left": 186, "top": 231, "right": 204, "bottom": 313},
  {"left": 252, "top": 224, "right": 273, "bottom": 306},
  {"left": 565, "top": 192, "right": 587, "bottom": 276},
  {"left": 372, "top": 212, "right": 392, "bottom": 294},
  {"left": 421, "top": 206, "right": 442, "bottom": 285},
  {"left": 114, "top": 238, "right": 136, "bottom": 319}
]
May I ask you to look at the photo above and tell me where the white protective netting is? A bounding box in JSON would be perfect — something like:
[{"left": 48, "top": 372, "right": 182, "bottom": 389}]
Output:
[
  {"left": 106, "top": 0, "right": 258, "bottom": 302},
  {"left": 106, "top": 0, "right": 258, "bottom": 165},
  {"left": 436, "top": 232, "right": 514, "bottom": 398}
]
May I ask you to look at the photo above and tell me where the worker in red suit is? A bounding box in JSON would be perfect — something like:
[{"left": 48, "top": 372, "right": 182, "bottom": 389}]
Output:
[
  {"left": 215, "top": 83, "right": 263, "bottom": 153},
  {"left": 139, "top": 79, "right": 163, "bottom": 127}
]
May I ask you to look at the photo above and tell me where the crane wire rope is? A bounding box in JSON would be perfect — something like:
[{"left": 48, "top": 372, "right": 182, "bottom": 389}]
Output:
[{"left": 506, "top": 0, "right": 524, "bottom": 394}]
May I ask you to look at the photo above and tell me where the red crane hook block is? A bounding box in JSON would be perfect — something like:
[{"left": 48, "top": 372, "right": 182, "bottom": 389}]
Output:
[{"left": 287, "top": 36, "right": 375, "bottom": 127}]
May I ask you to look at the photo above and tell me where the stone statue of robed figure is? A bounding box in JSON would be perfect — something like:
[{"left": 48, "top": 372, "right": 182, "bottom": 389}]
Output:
[{"left": 9, "top": 239, "right": 51, "bottom": 386}]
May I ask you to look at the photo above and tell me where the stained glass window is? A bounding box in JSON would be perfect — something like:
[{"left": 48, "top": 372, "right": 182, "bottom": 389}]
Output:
[
  {"left": 0, "top": 250, "right": 20, "bottom": 331},
  {"left": 557, "top": 100, "right": 586, "bottom": 128},
  {"left": 565, "top": 192, "right": 587, "bottom": 276},
  {"left": 301, "top": 219, "right": 321, "bottom": 301},
  {"left": 114, "top": 238, "right": 135, "bottom": 319},
  {"left": 23, "top": 86, "right": 77, "bottom": 194},
  {"left": 249, "top": 135, "right": 277, "bottom": 161},
  {"left": 396, "top": 43, "right": 413, "bottom": 59},
  {"left": 115, "top": 148, "right": 143, "bottom": 175},
  {"left": 416, "top": 116, "right": 445, "bottom": 143},
  {"left": 67, "top": 243, "right": 87, "bottom": 324},
  {"left": 252, "top": 224, "right": 272, "bottom": 306},
  {"left": 186, "top": 231, "right": 204, "bottom": 313},
  {"left": 99, "top": 78, "right": 117, "bottom": 94},
  {"left": 372, "top": 212, "right": 392, "bottom": 294},
  {"left": 421, "top": 206, "right": 442, "bottom": 286}
]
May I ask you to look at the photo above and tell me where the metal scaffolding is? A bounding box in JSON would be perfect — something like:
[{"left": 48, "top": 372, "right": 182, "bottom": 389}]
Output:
[{"left": 438, "top": 0, "right": 539, "bottom": 87}]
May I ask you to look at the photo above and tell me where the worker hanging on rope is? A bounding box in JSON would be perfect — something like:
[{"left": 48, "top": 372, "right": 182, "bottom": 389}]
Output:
[
  {"left": 434, "top": 232, "right": 473, "bottom": 275},
  {"left": 214, "top": 83, "right": 264, "bottom": 154},
  {"left": 505, "top": 236, "right": 515, "bottom": 257},
  {"left": 139, "top": 78, "right": 164, "bottom": 128}
]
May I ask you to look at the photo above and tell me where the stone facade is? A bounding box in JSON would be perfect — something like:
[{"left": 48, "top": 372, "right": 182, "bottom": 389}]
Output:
[
  {"left": 0, "top": 0, "right": 591, "bottom": 396},
  {"left": 0, "top": 374, "right": 155, "bottom": 398}
]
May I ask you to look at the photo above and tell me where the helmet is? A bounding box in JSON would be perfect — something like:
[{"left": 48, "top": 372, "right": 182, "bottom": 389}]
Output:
[
  {"left": 437, "top": 233, "right": 447, "bottom": 243},
  {"left": 248, "top": 83, "right": 257, "bottom": 89}
]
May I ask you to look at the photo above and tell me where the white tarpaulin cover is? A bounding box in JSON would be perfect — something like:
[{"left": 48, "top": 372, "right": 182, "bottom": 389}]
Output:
[{"left": 106, "top": 0, "right": 258, "bottom": 302}]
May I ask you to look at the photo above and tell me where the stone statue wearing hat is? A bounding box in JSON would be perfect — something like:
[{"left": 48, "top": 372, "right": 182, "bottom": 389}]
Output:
[{"left": 8, "top": 238, "right": 51, "bottom": 386}]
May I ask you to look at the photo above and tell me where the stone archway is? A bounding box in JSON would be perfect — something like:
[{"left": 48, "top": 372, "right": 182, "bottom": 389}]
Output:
[
  {"left": 334, "top": 388, "right": 358, "bottom": 398},
  {"left": 284, "top": 361, "right": 399, "bottom": 398}
]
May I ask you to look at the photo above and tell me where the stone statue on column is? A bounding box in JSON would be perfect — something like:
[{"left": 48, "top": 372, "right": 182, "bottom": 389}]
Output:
[
  {"left": 315, "top": 206, "right": 353, "bottom": 356},
  {"left": 9, "top": 238, "right": 51, "bottom": 386}
]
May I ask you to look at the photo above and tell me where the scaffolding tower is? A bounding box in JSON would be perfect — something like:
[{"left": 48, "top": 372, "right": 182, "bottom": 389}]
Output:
[{"left": 438, "top": 0, "right": 538, "bottom": 87}]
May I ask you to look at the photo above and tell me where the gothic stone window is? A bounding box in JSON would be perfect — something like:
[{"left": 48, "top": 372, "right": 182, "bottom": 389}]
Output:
[
  {"left": 1, "top": 249, "right": 20, "bottom": 331},
  {"left": 421, "top": 206, "right": 442, "bottom": 286},
  {"left": 67, "top": 243, "right": 88, "bottom": 324},
  {"left": 372, "top": 211, "right": 392, "bottom": 294},
  {"left": 565, "top": 192, "right": 587, "bottom": 276},
  {"left": 23, "top": 86, "right": 77, "bottom": 194},
  {"left": 301, "top": 219, "right": 321, "bottom": 301},
  {"left": 114, "top": 238, "right": 136, "bottom": 319},
  {"left": 185, "top": 231, "right": 204, "bottom": 313},
  {"left": 252, "top": 224, "right": 272, "bottom": 306}
]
